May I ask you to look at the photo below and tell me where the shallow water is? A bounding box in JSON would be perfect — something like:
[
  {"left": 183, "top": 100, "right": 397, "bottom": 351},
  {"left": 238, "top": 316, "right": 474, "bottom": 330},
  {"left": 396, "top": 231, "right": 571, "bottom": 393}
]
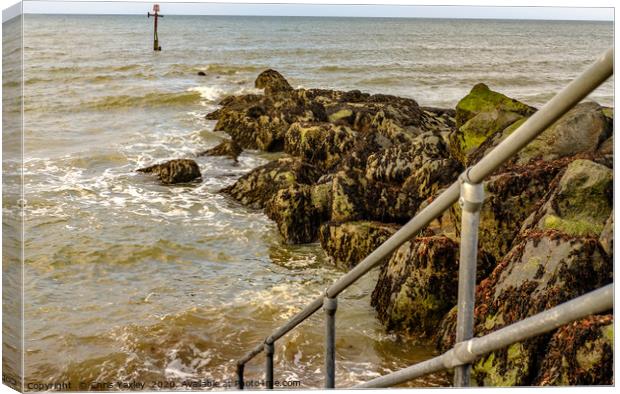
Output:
[{"left": 11, "top": 14, "right": 613, "bottom": 388}]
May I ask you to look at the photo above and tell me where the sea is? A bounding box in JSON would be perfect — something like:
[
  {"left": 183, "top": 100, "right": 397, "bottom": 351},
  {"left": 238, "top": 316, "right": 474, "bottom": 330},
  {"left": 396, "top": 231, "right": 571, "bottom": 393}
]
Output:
[{"left": 3, "top": 13, "right": 613, "bottom": 388}]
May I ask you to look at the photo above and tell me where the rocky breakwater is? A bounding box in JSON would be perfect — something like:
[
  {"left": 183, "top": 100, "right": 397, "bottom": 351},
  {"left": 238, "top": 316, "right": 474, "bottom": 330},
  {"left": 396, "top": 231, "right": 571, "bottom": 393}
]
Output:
[{"left": 209, "top": 70, "right": 613, "bottom": 386}]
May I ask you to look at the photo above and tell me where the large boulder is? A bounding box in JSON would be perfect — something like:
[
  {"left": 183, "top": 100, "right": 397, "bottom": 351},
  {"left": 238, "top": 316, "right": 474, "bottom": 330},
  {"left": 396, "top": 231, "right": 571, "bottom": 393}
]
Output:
[
  {"left": 284, "top": 122, "right": 357, "bottom": 170},
  {"left": 516, "top": 102, "right": 612, "bottom": 165},
  {"left": 221, "top": 157, "right": 321, "bottom": 209},
  {"left": 449, "top": 83, "right": 535, "bottom": 164},
  {"left": 449, "top": 158, "right": 566, "bottom": 264},
  {"left": 533, "top": 314, "right": 613, "bottom": 386},
  {"left": 318, "top": 221, "right": 398, "bottom": 270},
  {"left": 265, "top": 183, "right": 330, "bottom": 244},
  {"left": 437, "top": 230, "right": 612, "bottom": 386},
  {"left": 255, "top": 69, "right": 293, "bottom": 96},
  {"left": 371, "top": 235, "right": 459, "bottom": 338},
  {"left": 137, "top": 159, "right": 201, "bottom": 184},
  {"left": 521, "top": 159, "right": 613, "bottom": 237},
  {"left": 454, "top": 83, "right": 536, "bottom": 128}
]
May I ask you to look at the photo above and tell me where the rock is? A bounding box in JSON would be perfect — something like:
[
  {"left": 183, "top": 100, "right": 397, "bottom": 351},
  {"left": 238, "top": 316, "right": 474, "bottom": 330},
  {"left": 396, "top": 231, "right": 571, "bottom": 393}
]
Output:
[
  {"left": 366, "top": 132, "right": 457, "bottom": 185},
  {"left": 221, "top": 157, "right": 321, "bottom": 209},
  {"left": 454, "top": 83, "right": 536, "bottom": 129},
  {"left": 599, "top": 211, "right": 613, "bottom": 256},
  {"left": 533, "top": 314, "right": 613, "bottom": 386},
  {"left": 516, "top": 102, "right": 612, "bottom": 165},
  {"left": 198, "top": 139, "right": 243, "bottom": 161},
  {"left": 450, "top": 109, "right": 524, "bottom": 165},
  {"left": 137, "top": 159, "right": 201, "bottom": 184},
  {"left": 265, "top": 183, "right": 330, "bottom": 244},
  {"left": 450, "top": 158, "right": 566, "bottom": 263},
  {"left": 255, "top": 69, "right": 293, "bottom": 96},
  {"left": 284, "top": 122, "right": 357, "bottom": 170},
  {"left": 371, "top": 236, "right": 459, "bottom": 337},
  {"left": 466, "top": 230, "right": 612, "bottom": 386},
  {"left": 449, "top": 83, "right": 536, "bottom": 165},
  {"left": 597, "top": 136, "right": 613, "bottom": 156},
  {"left": 521, "top": 159, "right": 613, "bottom": 237},
  {"left": 319, "top": 221, "right": 398, "bottom": 270},
  {"left": 197, "top": 71, "right": 206, "bottom": 76}
]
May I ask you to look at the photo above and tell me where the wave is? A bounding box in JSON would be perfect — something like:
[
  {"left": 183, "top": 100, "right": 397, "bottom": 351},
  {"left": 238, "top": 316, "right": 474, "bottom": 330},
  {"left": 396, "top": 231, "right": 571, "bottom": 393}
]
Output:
[
  {"left": 83, "top": 90, "right": 203, "bottom": 110},
  {"left": 205, "top": 63, "right": 264, "bottom": 75}
]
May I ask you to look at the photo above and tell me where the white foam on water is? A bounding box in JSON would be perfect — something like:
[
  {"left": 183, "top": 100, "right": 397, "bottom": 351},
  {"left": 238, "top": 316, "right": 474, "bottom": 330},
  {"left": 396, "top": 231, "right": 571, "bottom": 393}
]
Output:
[{"left": 188, "top": 86, "right": 225, "bottom": 103}]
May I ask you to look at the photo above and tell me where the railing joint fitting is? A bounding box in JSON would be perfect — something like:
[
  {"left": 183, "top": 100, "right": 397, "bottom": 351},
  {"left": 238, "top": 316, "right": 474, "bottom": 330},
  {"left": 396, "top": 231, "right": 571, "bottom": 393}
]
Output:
[
  {"left": 323, "top": 295, "right": 338, "bottom": 314},
  {"left": 264, "top": 342, "right": 274, "bottom": 355}
]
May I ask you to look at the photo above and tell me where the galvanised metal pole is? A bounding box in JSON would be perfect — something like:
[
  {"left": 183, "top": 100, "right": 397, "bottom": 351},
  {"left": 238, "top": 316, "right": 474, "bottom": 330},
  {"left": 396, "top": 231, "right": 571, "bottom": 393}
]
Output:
[
  {"left": 236, "top": 363, "right": 244, "bottom": 390},
  {"left": 324, "top": 296, "right": 338, "bottom": 388},
  {"left": 356, "top": 284, "right": 613, "bottom": 388},
  {"left": 265, "top": 342, "right": 275, "bottom": 389},
  {"left": 453, "top": 175, "right": 484, "bottom": 387}
]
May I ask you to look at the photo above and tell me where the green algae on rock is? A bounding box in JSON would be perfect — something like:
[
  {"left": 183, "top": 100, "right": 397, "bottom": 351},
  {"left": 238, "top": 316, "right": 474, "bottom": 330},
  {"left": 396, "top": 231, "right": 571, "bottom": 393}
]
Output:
[
  {"left": 319, "top": 221, "right": 398, "bottom": 270},
  {"left": 522, "top": 159, "right": 613, "bottom": 237}
]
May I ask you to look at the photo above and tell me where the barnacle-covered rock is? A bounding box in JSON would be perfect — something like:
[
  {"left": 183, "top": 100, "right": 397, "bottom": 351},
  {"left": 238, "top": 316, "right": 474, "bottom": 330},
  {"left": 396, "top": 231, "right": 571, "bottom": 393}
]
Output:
[
  {"left": 319, "top": 221, "right": 398, "bottom": 270},
  {"left": 516, "top": 102, "right": 612, "bottom": 165},
  {"left": 533, "top": 314, "right": 613, "bottom": 386},
  {"left": 265, "top": 183, "right": 331, "bottom": 244},
  {"left": 437, "top": 230, "right": 613, "bottom": 386},
  {"left": 137, "top": 159, "right": 201, "bottom": 185},
  {"left": 521, "top": 159, "right": 613, "bottom": 237},
  {"left": 221, "top": 157, "right": 320, "bottom": 209},
  {"left": 371, "top": 236, "right": 459, "bottom": 338},
  {"left": 284, "top": 122, "right": 357, "bottom": 170},
  {"left": 198, "top": 139, "right": 243, "bottom": 161}
]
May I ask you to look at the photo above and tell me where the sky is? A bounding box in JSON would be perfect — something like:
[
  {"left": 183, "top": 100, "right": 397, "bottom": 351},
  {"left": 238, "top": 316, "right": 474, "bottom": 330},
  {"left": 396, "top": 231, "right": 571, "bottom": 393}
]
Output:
[{"left": 17, "top": 1, "right": 615, "bottom": 21}]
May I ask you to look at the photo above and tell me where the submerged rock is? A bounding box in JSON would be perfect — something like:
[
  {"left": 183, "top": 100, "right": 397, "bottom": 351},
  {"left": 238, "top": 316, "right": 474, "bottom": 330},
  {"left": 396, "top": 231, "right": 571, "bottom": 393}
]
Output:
[
  {"left": 137, "top": 159, "right": 201, "bottom": 184},
  {"left": 319, "top": 221, "right": 398, "bottom": 270},
  {"left": 221, "top": 157, "right": 321, "bottom": 209},
  {"left": 198, "top": 139, "right": 243, "bottom": 161}
]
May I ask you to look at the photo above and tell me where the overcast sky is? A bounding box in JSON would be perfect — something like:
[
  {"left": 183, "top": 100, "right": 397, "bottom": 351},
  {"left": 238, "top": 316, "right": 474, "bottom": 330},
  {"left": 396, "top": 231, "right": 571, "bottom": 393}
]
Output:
[{"left": 18, "top": 1, "right": 615, "bottom": 21}]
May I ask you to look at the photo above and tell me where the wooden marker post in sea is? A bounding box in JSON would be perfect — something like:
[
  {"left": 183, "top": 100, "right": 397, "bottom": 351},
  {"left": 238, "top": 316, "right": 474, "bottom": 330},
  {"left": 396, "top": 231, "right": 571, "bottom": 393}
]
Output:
[{"left": 147, "top": 4, "right": 164, "bottom": 51}]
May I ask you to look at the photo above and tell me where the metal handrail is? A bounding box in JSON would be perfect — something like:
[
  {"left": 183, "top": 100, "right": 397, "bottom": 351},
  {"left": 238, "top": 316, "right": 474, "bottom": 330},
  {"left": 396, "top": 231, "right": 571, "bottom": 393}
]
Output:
[{"left": 235, "top": 47, "right": 613, "bottom": 389}]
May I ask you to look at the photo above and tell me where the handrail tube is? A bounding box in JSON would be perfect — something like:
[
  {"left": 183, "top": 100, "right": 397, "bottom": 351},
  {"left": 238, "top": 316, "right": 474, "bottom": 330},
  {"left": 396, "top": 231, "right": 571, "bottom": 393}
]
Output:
[
  {"left": 467, "top": 47, "right": 613, "bottom": 184},
  {"left": 356, "top": 284, "right": 613, "bottom": 388},
  {"left": 235, "top": 47, "right": 614, "bottom": 382},
  {"left": 238, "top": 342, "right": 264, "bottom": 366}
]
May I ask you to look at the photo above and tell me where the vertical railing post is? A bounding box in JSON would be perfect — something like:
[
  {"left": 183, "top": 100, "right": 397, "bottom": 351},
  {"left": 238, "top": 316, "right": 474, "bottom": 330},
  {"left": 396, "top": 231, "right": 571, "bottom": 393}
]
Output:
[
  {"left": 454, "top": 173, "right": 484, "bottom": 387},
  {"left": 265, "top": 342, "right": 275, "bottom": 389},
  {"left": 324, "top": 296, "right": 338, "bottom": 388},
  {"left": 236, "top": 363, "right": 245, "bottom": 390}
]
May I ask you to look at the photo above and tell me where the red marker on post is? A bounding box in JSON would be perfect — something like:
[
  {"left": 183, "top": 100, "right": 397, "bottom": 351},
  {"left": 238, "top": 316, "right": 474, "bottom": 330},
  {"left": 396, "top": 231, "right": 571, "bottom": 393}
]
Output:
[{"left": 147, "top": 4, "right": 164, "bottom": 51}]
